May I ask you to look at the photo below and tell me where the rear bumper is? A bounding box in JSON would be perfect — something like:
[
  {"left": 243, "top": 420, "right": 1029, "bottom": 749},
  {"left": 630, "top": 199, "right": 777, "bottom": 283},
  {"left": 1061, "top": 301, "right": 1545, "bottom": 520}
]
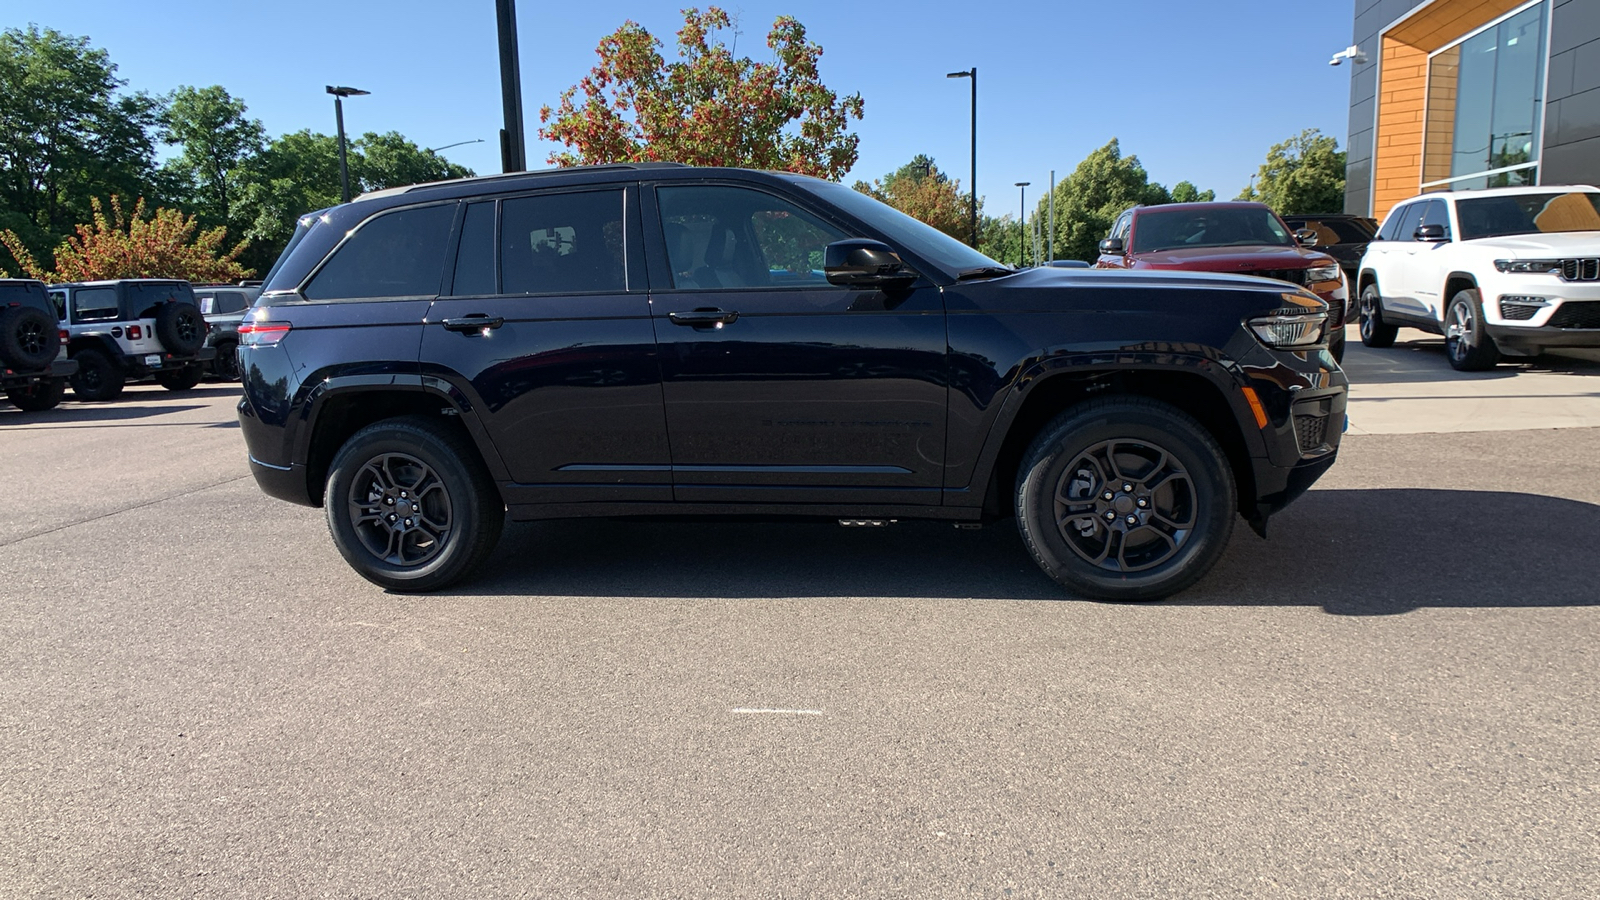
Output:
[
  {"left": 1, "top": 357, "right": 77, "bottom": 387},
  {"left": 248, "top": 455, "right": 315, "bottom": 506},
  {"left": 117, "top": 347, "right": 216, "bottom": 375}
]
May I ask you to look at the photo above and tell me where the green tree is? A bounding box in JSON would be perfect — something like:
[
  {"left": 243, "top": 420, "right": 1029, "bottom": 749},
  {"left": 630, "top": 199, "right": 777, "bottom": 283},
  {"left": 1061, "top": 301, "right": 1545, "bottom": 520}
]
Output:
[
  {"left": 1041, "top": 139, "right": 1173, "bottom": 262},
  {"left": 1236, "top": 128, "right": 1346, "bottom": 215},
  {"left": 161, "top": 85, "right": 266, "bottom": 234},
  {"left": 353, "top": 131, "right": 472, "bottom": 192},
  {"left": 538, "top": 6, "right": 865, "bottom": 179},
  {"left": 1169, "top": 180, "right": 1216, "bottom": 204},
  {"left": 0, "top": 25, "right": 165, "bottom": 270},
  {"left": 853, "top": 154, "right": 977, "bottom": 240}
]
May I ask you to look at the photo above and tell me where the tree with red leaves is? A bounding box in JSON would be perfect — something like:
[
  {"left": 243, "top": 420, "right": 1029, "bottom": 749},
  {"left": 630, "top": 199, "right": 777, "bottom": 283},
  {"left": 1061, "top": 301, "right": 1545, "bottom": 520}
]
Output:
[
  {"left": 0, "top": 196, "right": 250, "bottom": 283},
  {"left": 539, "top": 8, "right": 864, "bottom": 180}
]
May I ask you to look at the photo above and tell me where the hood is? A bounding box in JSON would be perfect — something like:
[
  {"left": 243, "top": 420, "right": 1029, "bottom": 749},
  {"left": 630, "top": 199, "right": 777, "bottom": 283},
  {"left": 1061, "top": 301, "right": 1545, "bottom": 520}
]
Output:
[
  {"left": 1132, "top": 244, "right": 1332, "bottom": 271},
  {"left": 1464, "top": 231, "right": 1600, "bottom": 257},
  {"left": 986, "top": 265, "right": 1326, "bottom": 308}
]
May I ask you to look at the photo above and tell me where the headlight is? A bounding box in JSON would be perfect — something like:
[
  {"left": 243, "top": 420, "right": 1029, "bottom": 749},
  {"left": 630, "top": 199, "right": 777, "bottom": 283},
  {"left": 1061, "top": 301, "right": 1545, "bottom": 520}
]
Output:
[
  {"left": 1494, "top": 259, "right": 1562, "bottom": 274},
  {"left": 1304, "top": 264, "right": 1340, "bottom": 283},
  {"left": 1248, "top": 311, "right": 1327, "bottom": 349}
]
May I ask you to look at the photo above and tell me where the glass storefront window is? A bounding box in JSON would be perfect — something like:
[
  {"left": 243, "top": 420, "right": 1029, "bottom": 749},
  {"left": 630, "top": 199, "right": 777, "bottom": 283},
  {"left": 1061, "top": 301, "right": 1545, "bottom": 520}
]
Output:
[{"left": 1422, "top": 2, "right": 1546, "bottom": 189}]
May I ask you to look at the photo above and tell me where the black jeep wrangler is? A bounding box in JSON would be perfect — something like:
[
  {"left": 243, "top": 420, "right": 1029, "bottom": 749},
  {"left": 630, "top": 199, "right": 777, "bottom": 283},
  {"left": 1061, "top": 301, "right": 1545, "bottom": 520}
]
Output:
[
  {"left": 239, "top": 164, "right": 1347, "bottom": 600},
  {"left": 1, "top": 278, "right": 77, "bottom": 411},
  {"left": 52, "top": 279, "right": 215, "bottom": 401}
]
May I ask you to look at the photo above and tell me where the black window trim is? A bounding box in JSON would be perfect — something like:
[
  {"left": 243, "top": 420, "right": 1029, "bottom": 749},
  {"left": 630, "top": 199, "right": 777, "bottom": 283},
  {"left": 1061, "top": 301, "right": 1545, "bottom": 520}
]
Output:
[
  {"left": 295, "top": 198, "right": 461, "bottom": 302},
  {"left": 444, "top": 185, "right": 638, "bottom": 299}
]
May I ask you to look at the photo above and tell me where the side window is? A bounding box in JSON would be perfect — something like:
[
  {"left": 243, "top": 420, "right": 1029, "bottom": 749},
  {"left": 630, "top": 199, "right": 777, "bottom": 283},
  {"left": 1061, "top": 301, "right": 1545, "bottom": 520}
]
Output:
[
  {"left": 451, "top": 200, "right": 497, "bottom": 296},
  {"left": 49, "top": 290, "right": 65, "bottom": 320},
  {"left": 1377, "top": 205, "right": 1410, "bottom": 241},
  {"left": 500, "top": 190, "right": 625, "bottom": 295},
  {"left": 1420, "top": 199, "right": 1452, "bottom": 239},
  {"left": 657, "top": 185, "right": 847, "bottom": 290},
  {"left": 71, "top": 288, "right": 119, "bottom": 321},
  {"left": 1112, "top": 213, "right": 1132, "bottom": 241},
  {"left": 304, "top": 203, "right": 456, "bottom": 300},
  {"left": 1389, "top": 203, "right": 1425, "bottom": 242}
]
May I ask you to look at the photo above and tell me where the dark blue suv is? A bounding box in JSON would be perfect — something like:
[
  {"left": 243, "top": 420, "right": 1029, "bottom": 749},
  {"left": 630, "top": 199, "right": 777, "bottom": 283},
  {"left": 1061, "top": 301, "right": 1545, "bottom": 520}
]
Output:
[{"left": 239, "top": 163, "right": 1346, "bottom": 600}]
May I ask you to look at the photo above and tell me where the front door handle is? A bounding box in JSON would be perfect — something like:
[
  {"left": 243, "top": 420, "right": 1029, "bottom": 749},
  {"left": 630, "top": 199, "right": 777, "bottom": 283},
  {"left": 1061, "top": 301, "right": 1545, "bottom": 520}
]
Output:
[
  {"left": 668, "top": 308, "right": 739, "bottom": 328},
  {"left": 442, "top": 315, "right": 505, "bottom": 334}
]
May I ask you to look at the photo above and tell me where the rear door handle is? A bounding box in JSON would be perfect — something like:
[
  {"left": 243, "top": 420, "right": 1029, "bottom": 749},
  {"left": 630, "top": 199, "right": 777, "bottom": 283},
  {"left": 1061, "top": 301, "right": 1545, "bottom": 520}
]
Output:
[
  {"left": 668, "top": 308, "right": 739, "bottom": 328},
  {"left": 442, "top": 315, "right": 505, "bottom": 333}
]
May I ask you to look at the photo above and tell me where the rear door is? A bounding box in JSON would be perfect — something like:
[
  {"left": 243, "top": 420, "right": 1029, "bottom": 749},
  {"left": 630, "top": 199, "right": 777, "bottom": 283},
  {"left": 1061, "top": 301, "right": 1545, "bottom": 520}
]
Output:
[
  {"left": 644, "top": 181, "right": 948, "bottom": 506},
  {"left": 420, "top": 185, "right": 670, "bottom": 506}
]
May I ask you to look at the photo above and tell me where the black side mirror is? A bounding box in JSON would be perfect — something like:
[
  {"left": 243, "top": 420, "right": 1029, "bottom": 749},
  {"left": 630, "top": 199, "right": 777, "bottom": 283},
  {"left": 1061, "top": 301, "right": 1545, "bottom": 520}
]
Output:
[
  {"left": 1293, "top": 228, "right": 1319, "bottom": 248},
  {"left": 1414, "top": 223, "right": 1448, "bottom": 243},
  {"left": 1099, "top": 237, "right": 1124, "bottom": 255},
  {"left": 823, "top": 239, "right": 917, "bottom": 289}
]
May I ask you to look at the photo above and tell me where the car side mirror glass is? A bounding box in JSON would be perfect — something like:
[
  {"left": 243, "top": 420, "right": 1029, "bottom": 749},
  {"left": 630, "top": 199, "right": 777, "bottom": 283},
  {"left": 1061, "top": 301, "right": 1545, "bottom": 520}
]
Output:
[
  {"left": 1293, "top": 229, "right": 1319, "bottom": 248},
  {"left": 1414, "top": 223, "right": 1448, "bottom": 243},
  {"left": 823, "top": 239, "right": 917, "bottom": 289},
  {"left": 1099, "top": 237, "right": 1124, "bottom": 255}
]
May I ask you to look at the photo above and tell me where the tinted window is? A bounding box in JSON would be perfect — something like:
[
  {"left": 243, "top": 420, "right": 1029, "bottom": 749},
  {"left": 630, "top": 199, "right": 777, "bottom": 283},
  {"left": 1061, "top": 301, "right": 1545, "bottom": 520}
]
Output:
[
  {"left": 658, "top": 185, "right": 847, "bottom": 290},
  {"left": 215, "top": 291, "right": 249, "bottom": 313},
  {"left": 798, "top": 178, "right": 998, "bottom": 274},
  {"left": 1391, "top": 203, "right": 1425, "bottom": 242},
  {"left": 1112, "top": 212, "right": 1132, "bottom": 241},
  {"left": 71, "top": 288, "right": 119, "bottom": 321},
  {"left": 1456, "top": 192, "right": 1600, "bottom": 240},
  {"left": 500, "top": 190, "right": 625, "bottom": 295},
  {"left": 304, "top": 203, "right": 456, "bottom": 300},
  {"left": 1129, "top": 206, "right": 1293, "bottom": 253},
  {"left": 1419, "top": 200, "right": 1451, "bottom": 239},
  {"left": 49, "top": 290, "right": 65, "bottom": 320},
  {"left": 452, "top": 201, "right": 497, "bottom": 296},
  {"left": 1285, "top": 218, "right": 1375, "bottom": 246},
  {"left": 126, "top": 282, "right": 195, "bottom": 316}
]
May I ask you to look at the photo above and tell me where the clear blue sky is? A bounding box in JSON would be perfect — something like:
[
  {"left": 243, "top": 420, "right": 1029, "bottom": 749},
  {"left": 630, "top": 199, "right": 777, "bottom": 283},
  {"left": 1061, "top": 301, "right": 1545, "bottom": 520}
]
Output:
[{"left": 18, "top": 0, "right": 1357, "bottom": 213}]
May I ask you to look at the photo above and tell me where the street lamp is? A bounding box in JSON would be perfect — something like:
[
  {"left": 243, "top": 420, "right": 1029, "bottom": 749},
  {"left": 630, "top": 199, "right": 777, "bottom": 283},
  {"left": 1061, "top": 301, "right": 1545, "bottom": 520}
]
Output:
[
  {"left": 946, "top": 68, "right": 977, "bottom": 248},
  {"left": 1015, "top": 182, "right": 1030, "bottom": 268},
  {"left": 326, "top": 85, "right": 369, "bottom": 203},
  {"left": 425, "top": 138, "right": 485, "bottom": 154}
]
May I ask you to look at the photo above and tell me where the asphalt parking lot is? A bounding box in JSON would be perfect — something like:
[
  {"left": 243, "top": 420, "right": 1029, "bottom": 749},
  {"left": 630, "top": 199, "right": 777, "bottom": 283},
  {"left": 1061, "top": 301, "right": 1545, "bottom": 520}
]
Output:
[{"left": 4, "top": 328, "right": 1598, "bottom": 897}]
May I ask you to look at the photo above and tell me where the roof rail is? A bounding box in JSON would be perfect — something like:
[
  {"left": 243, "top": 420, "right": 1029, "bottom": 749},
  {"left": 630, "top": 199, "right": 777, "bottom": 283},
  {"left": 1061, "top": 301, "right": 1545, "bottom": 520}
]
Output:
[{"left": 375, "top": 162, "right": 691, "bottom": 198}]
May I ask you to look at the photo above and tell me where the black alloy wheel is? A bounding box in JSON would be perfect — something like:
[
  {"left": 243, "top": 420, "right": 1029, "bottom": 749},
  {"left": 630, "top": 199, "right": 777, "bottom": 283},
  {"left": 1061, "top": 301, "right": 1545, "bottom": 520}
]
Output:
[
  {"left": 5, "top": 378, "right": 66, "bottom": 411},
  {"left": 325, "top": 417, "right": 504, "bottom": 591},
  {"left": 1359, "top": 283, "right": 1397, "bottom": 348},
  {"left": 67, "top": 348, "right": 125, "bottom": 401},
  {"left": 0, "top": 306, "right": 57, "bottom": 369},
  {"left": 1444, "top": 288, "right": 1501, "bottom": 371},
  {"left": 1015, "top": 397, "right": 1236, "bottom": 601},
  {"left": 155, "top": 302, "right": 205, "bottom": 355},
  {"left": 211, "top": 340, "right": 240, "bottom": 380}
]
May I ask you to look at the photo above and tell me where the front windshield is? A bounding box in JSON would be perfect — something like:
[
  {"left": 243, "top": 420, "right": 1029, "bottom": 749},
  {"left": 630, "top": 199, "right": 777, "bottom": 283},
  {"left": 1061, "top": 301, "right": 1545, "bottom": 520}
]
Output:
[
  {"left": 1455, "top": 192, "right": 1600, "bottom": 241},
  {"left": 797, "top": 178, "right": 1002, "bottom": 273},
  {"left": 1132, "top": 206, "right": 1294, "bottom": 253}
]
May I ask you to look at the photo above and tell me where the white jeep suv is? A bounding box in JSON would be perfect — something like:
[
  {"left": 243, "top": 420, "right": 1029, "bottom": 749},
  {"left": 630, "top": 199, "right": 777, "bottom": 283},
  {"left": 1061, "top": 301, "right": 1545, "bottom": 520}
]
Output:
[{"left": 1356, "top": 185, "right": 1600, "bottom": 370}]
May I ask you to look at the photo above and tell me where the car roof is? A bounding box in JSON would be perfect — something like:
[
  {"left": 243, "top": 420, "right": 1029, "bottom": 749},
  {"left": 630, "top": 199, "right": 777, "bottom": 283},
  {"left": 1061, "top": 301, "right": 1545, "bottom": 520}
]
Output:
[
  {"left": 354, "top": 162, "right": 834, "bottom": 207},
  {"left": 50, "top": 278, "right": 190, "bottom": 288},
  {"left": 1134, "top": 201, "right": 1275, "bottom": 214},
  {"left": 1400, "top": 184, "right": 1600, "bottom": 204}
]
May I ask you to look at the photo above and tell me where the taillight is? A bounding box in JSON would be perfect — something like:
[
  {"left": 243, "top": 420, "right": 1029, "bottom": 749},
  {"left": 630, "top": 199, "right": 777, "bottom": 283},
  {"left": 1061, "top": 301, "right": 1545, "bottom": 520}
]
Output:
[
  {"left": 238, "top": 321, "right": 291, "bottom": 346},
  {"left": 58, "top": 329, "right": 68, "bottom": 346},
  {"left": 128, "top": 325, "right": 142, "bottom": 340}
]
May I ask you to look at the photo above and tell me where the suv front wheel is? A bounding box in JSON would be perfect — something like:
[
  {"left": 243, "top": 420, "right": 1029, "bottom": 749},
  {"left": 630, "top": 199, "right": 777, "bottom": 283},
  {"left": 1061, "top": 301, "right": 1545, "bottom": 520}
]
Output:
[
  {"left": 1444, "top": 288, "right": 1502, "bottom": 371},
  {"left": 1014, "top": 397, "right": 1237, "bottom": 601},
  {"left": 325, "top": 416, "right": 505, "bottom": 591}
]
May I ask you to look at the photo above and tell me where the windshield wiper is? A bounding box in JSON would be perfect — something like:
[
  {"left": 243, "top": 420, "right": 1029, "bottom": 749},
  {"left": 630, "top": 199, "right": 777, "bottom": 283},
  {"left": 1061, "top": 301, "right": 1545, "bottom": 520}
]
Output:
[{"left": 955, "top": 265, "right": 1016, "bottom": 281}]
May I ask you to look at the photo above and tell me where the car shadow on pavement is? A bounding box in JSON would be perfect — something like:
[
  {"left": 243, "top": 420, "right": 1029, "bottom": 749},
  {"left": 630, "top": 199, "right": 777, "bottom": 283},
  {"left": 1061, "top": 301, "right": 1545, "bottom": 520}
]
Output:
[
  {"left": 1343, "top": 338, "right": 1600, "bottom": 385},
  {"left": 0, "top": 402, "right": 206, "bottom": 424},
  {"left": 464, "top": 489, "right": 1600, "bottom": 615}
]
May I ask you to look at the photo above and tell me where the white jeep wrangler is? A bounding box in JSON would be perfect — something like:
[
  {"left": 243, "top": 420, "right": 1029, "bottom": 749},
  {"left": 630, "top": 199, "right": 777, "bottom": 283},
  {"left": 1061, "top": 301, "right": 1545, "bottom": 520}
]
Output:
[
  {"left": 51, "top": 279, "right": 214, "bottom": 401},
  {"left": 1355, "top": 185, "right": 1600, "bottom": 370}
]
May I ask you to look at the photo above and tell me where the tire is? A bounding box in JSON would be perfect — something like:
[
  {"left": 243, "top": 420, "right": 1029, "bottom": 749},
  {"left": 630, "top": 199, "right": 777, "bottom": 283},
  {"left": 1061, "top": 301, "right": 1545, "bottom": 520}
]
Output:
[
  {"left": 325, "top": 416, "right": 505, "bottom": 592},
  {"left": 68, "top": 348, "right": 125, "bottom": 401},
  {"left": 1014, "top": 397, "right": 1237, "bottom": 601},
  {"left": 1358, "top": 283, "right": 1397, "bottom": 348},
  {"left": 1444, "top": 288, "right": 1501, "bottom": 371},
  {"left": 5, "top": 377, "right": 66, "bottom": 411},
  {"left": 155, "top": 365, "right": 202, "bottom": 391},
  {"left": 210, "top": 339, "right": 240, "bottom": 380},
  {"left": 154, "top": 301, "right": 205, "bottom": 355},
  {"left": 1330, "top": 328, "right": 1346, "bottom": 364},
  {"left": 0, "top": 305, "right": 58, "bottom": 369}
]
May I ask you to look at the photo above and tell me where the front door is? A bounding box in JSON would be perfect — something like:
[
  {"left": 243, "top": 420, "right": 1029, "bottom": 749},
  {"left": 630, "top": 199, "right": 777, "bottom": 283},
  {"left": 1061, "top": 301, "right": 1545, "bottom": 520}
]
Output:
[
  {"left": 420, "top": 187, "right": 671, "bottom": 506},
  {"left": 644, "top": 182, "right": 948, "bottom": 506}
]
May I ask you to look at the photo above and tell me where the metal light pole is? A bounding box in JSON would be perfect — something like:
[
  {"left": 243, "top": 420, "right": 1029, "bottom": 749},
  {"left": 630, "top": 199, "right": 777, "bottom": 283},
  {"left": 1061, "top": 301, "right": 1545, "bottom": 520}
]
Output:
[
  {"left": 1015, "top": 182, "right": 1030, "bottom": 268},
  {"left": 326, "top": 85, "right": 369, "bottom": 204},
  {"left": 946, "top": 68, "right": 977, "bottom": 247},
  {"left": 1048, "top": 170, "right": 1055, "bottom": 263},
  {"left": 496, "top": 0, "right": 528, "bottom": 173},
  {"left": 425, "top": 138, "right": 485, "bottom": 154}
]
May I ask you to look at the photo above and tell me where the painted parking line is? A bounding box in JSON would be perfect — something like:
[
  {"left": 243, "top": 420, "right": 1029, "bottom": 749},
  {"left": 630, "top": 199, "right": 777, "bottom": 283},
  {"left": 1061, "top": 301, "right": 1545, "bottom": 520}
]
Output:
[{"left": 731, "top": 708, "right": 824, "bottom": 716}]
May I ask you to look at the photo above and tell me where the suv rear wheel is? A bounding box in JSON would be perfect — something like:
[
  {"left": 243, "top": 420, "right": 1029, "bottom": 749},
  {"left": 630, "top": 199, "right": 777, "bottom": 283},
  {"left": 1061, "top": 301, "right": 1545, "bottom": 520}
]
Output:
[
  {"left": 1014, "top": 397, "right": 1236, "bottom": 601},
  {"left": 6, "top": 378, "right": 66, "bottom": 411},
  {"left": 1359, "top": 283, "right": 1398, "bottom": 348},
  {"left": 155, "top": 366, "right": 202, "bottom": 391},
  {"left": 325, "top": 416, "right": 505, "bottom": 592},
  {"left": 68, "top": 348, "right": 124, "bottom": 401},
  {"left": 1444, "top": 288, "right": 1502, "bottom": 371}
]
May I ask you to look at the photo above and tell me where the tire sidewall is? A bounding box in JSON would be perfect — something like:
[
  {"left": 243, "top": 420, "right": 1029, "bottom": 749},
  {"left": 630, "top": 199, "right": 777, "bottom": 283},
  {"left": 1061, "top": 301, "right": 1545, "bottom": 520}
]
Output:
[
  {"left": 6, "top": 377, "right": 66, "bottom": 411},
  {"left": 0, "top": 306, "right": 58, "bottom": 369},
  {"left": 69, "top": 348, "right": 123, "bottom": 401},
  {"left": 325, "top": 423, "right": 492, "bottom": 590},
  {"left": 1016, "top": 403, "right": 1235, "bottom": 601},
  {"left": 155, "top": 302, "right": 205, "bottom": 355},
  {"left": 1359, "top": 284, "right": 1379, "bottom": 341}
]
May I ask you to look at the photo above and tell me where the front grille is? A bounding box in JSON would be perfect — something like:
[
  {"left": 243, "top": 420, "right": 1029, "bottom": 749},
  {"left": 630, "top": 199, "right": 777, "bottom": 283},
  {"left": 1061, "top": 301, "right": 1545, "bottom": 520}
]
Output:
[
  {"left": 1327, "top": 301, "right": 1346, "bottom": 329},
  {"left": 1294, "top": 414, "right": 1329, "bottom": 453},
  {"left": 1548, "top": 302, "right": 1600, "bottom": 329},
  {"left": 1499, "top": 300, "right": 1541, "bottom": 320},
  {"left": 1560, "top": 258, "right": 1600, "bottom": 282},
  {"left": 1244, "top": 269, "right": 1307, "bottom": 285}
]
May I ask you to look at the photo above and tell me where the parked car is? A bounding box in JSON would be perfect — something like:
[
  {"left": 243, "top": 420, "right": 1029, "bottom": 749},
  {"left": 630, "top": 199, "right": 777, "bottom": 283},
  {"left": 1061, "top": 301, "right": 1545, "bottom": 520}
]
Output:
[
  {"left": 1096, "top": 202, "right": 1351, "bottom": 361},
  {"left": 51, "top": 279, "right": 215, "bottom": 401},
  {"left": 1356, "top": 185, "right": 1600, "bottom": 370},
  {"left": 1280, "top": 213, "right": 1378, "bottom": 284},
  {"left": 192, "top": 283, "right": 260, "bottom": 379},
  {"left": 1, "top": 278, "right": 76, "bottom": 410},
  {"left": 1046, "top": 259, "right": 1092, "bottom": 268},
  {"left": 238, "top": 164, "right": 1346, "bottom": 601}
]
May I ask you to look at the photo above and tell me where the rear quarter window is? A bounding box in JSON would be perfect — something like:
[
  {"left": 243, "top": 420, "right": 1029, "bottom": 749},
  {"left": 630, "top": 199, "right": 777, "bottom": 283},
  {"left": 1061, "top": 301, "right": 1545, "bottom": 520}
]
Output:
[
  {"left": 126, "top": 282, "right": 196, "bottom": 317},
  {"left": 304, "top": 203, "right": 457, "bottom": 300}
]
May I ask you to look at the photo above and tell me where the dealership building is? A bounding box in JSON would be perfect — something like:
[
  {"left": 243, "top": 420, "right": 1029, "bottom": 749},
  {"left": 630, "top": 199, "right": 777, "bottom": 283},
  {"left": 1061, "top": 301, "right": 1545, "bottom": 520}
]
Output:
[{"left": 1343, "top": 0, "right": 1600, "bottom": 221}]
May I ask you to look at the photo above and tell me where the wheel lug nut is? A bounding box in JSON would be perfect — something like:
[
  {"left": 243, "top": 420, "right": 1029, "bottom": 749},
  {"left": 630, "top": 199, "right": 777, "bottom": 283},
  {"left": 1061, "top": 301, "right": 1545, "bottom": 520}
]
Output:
[
  {"left": 404, "top": 519, "right": 413, "bottom": 527},
  {"left": 1136, "top": 498, "right": 1148, "bottom": 508},
  {"left": 387, "top": 514, "right": 396, "bottom": 521},
  {"left": 1126, "top": 515, "right": 1138, "bottom": 525},
  {"left": 1104, "top": 511, "right": 1116, "bottom": 521},
  {"left": 1102, "top": 492, "right": 1113, "bottom": 501},
  {"left": 1122, "top": 483, "right": 1133, "bottom": 492}
]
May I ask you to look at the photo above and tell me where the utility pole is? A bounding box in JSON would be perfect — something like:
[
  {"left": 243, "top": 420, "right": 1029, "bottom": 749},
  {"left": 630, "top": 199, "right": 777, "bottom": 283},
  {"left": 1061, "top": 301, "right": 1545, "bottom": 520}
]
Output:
[
  {"left": 1015, "top": 182, "right": 1030, "bottom": 268},
  {"left": 325, "top": 86, "right": 369, "bottom": 204},
  {"left": 1047, "top": 170, "right": 1055, "bottom": 263},
  {"left": 496, "top": 0, "right": 528, "bottom": 173},
  {"left": 946, "top": 68, "right": 978, "bottom": 248}
]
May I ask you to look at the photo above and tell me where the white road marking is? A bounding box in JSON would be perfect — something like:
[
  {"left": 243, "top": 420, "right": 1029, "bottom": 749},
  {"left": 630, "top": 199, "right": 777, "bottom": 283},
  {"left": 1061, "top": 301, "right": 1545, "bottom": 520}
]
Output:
[{"left": 731, "top": 708, "right": 824, "bottom": 716}]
